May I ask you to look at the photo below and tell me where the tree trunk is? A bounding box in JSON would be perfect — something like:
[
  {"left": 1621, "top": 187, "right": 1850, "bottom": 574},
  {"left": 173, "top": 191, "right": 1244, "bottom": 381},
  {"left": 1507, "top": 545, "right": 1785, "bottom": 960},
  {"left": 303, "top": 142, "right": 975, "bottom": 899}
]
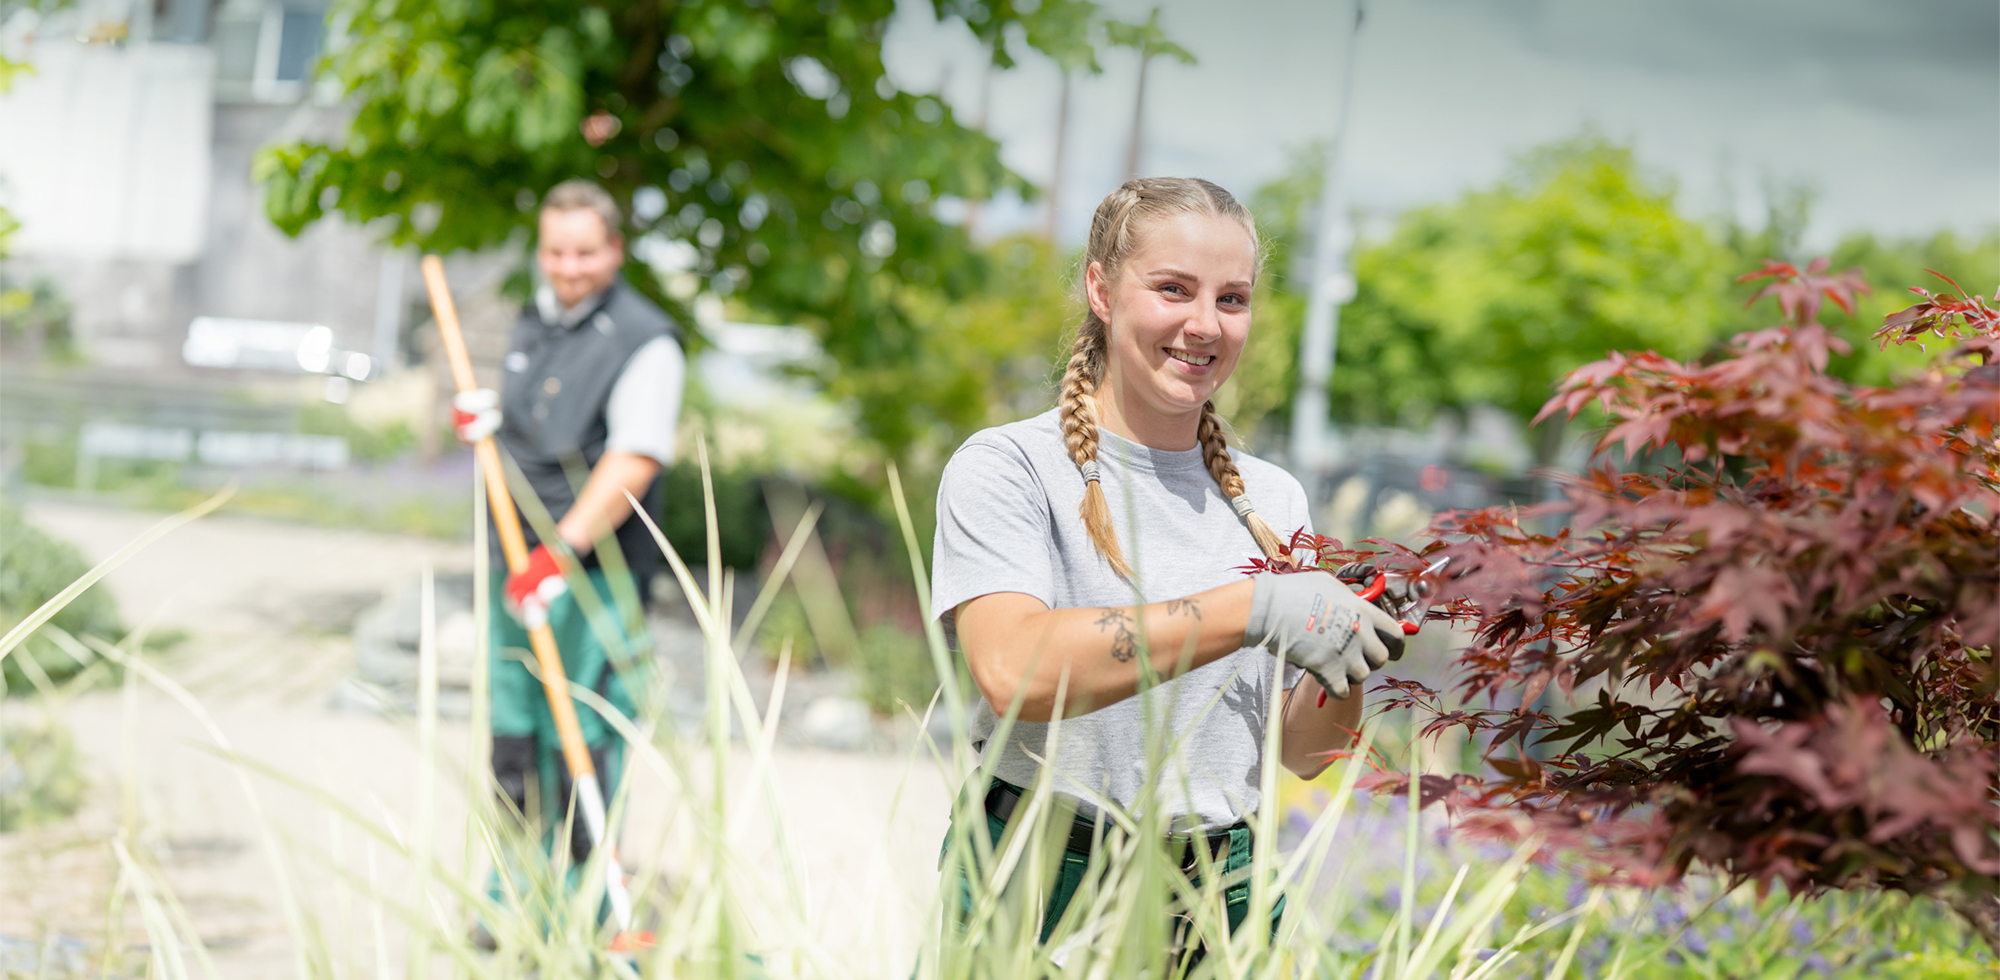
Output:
[
  {"left": 1124, "top": 54, "right": 1150, "bottom": 181},
  {"left": 1530, "top": 411, "right": 1569, "bottom": 534},
  {"left": 1044, "top": 69, "right": 1071, "bottom": 240},
  {"left": 963, "top": 57, "right": 994, "bottom": 239}
]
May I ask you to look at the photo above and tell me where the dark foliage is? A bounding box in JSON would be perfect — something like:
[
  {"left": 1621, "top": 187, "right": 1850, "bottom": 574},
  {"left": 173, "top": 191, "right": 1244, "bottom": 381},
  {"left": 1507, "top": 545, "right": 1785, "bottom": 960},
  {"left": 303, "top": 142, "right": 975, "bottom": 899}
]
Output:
[{"left": 1288, "top": 262, "right": 2000, "bottom": 934}]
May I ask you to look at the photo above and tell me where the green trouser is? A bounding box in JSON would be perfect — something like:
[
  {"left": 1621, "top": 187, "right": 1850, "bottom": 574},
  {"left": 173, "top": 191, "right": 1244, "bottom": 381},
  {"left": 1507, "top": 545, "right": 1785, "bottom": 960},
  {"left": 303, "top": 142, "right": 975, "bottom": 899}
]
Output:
[
  {"left": 485, "top": 568, "right": 647, "bottom": 908},
  {"left": 942, "top": 780, "right": 1282, "bottom": 964}
]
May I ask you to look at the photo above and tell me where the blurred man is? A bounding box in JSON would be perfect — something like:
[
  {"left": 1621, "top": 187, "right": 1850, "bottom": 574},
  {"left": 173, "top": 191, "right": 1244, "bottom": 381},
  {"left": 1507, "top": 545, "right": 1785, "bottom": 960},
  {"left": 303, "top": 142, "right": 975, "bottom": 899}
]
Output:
[{"left": 452, "top": 179, "right": 683, "bottom": 918}]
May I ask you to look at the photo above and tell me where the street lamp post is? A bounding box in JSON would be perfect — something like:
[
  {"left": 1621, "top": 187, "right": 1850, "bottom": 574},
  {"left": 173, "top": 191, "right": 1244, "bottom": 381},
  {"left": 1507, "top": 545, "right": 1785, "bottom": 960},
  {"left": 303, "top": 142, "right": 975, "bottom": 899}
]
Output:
[
  {"left": 1288, "top": 0, "right": 1366, "bottom": 502},
  {"left": 1289, "top": 191, "right": 1356, "bottom": 475}
]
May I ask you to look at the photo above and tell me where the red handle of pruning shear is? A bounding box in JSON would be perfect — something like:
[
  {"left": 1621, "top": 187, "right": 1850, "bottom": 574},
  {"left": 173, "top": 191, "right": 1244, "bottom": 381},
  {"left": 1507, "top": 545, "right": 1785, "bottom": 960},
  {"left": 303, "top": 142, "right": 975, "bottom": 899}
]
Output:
[
  {"left": 1356, "top": 576, "right": 1424, "bottom": 636},
  {"left": 1315, "top": 571, "right": 1427, "bottom": 707}
]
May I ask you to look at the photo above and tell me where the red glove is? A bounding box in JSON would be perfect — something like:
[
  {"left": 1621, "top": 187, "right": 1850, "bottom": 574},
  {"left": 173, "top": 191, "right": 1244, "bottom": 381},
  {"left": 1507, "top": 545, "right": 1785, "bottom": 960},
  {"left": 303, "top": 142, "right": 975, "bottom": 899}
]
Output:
[
  {"left": 504, "top": 544, "right": 569, "bottom": 629},
  {"left": 452, "top": 388, "right": 501, "bottom": 445}
]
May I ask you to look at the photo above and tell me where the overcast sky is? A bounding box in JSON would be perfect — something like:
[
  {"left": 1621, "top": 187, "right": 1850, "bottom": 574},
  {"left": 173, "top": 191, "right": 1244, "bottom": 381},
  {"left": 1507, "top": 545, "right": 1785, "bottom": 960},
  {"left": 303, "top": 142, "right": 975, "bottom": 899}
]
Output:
[{"left": 882, "top": 0, "right": 1999, "bottom": 251}]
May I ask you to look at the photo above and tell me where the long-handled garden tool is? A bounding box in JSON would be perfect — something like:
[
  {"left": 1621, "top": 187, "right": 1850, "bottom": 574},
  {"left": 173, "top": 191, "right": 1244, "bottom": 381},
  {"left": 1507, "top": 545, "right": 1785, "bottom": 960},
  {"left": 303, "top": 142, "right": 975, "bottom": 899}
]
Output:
[{"left": 420, "top": 256, "right": 644, "bottom": 946}]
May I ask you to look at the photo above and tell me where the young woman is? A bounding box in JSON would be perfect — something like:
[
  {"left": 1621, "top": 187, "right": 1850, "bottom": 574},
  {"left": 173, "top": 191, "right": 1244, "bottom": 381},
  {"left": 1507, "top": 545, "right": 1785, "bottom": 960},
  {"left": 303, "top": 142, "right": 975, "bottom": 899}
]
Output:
[{"left": 931, "top": 178, "right": 1405, "bottom": 949}]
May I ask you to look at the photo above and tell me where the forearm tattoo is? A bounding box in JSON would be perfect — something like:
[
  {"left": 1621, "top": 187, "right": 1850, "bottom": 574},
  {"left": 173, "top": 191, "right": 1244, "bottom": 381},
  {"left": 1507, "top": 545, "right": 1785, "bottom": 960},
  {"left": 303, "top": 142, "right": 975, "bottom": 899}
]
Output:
[
  {"left": 1166, "top": 598, "right": 1202, "bottom": 621},
  {"left": 1095, "top": 608, "right": 1139, "bottom": 663}
]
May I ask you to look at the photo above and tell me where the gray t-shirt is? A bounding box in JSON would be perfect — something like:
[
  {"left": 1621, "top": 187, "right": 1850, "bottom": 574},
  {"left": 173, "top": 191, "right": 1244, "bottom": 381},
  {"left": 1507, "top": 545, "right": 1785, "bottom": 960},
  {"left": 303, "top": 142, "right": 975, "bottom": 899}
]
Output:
[{"left": 931, "top": 408, "right": 1311, "bottom": 830}]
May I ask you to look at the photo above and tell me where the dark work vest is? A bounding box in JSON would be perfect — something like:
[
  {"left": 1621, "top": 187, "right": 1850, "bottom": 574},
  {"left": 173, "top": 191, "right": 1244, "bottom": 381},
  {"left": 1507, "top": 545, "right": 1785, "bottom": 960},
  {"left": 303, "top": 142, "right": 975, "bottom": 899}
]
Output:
[{"left": 494, "top": 280, "right": 681, "bottom": 603}]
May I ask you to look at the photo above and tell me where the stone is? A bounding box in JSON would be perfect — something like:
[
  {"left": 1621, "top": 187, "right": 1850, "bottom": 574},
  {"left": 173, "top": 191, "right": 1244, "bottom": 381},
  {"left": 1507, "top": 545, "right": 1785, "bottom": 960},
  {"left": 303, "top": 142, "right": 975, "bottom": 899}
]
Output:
[{"left": 798, "top": 695, "right": 872, "bottom": 752}]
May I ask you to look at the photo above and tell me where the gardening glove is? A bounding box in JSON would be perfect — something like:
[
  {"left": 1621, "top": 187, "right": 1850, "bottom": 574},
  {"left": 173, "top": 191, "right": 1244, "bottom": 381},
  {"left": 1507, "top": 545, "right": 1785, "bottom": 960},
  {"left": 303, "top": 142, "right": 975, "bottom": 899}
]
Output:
[
  {"left": 504, "top": 544, "right": 568, "bottom": 630},
  {"left": 1243, "top": 570, "right": 1404, "bottom": 700},
  {"left": 451, "top": 388, "right": 502, "bottom": 445}
]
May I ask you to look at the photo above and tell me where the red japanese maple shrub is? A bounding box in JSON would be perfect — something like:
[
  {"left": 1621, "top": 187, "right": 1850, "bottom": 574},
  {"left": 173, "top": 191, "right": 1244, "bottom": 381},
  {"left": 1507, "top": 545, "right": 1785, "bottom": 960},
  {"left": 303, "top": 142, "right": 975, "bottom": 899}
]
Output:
[{"left": 1367, "top": 260, "right": 2000, "bottom": 942}]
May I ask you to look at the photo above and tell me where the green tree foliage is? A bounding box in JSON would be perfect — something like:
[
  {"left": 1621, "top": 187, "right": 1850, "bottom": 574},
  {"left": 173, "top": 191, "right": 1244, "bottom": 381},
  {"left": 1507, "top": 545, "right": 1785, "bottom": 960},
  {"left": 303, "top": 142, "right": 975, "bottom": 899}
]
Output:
[
  {"left": 1335, "top": 137, "right": 1725, "bottom": 445},
  {"left": 1, "top": 0, "right": 76, "bottom": 264},
  {"left": 259, "top": 0, "right": 1137, "bottom": 459},
  {"left": 1255, "top": 134, "right": 1996, "bottom": 460},
  {"left": 1719, "top": 225, "right": 2000, "bottom": 386},
  {"left": 902, "top": 234, "right": 1076, "bottom": 429}
]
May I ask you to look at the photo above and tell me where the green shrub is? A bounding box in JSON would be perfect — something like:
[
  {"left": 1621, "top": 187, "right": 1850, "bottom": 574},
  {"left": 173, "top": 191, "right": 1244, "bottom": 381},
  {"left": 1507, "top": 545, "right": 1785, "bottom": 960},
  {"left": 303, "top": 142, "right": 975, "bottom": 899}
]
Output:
[
  {"left": 19, "top": 435, "right": 78, "bottom": 488},
  {"left": 0, "top": 720, "right": 86, "bottom": 830},
  {"left": 754, "top": 589, "right": 818, "bottom": 661},
  {"left": 855, "top": 622, "right": 939, "bottom": 716},
  {"left": 0, "top": 499, "right": 121, "bottom": 691},
  {"left": 654, "top": 462, "right": 772, "bottom": 570},
  {"left": 296, "top": 401, "right": 416, "bottom": 462},
  {"left": 0, "top": 276, "right": 79, "bottom": 361}
]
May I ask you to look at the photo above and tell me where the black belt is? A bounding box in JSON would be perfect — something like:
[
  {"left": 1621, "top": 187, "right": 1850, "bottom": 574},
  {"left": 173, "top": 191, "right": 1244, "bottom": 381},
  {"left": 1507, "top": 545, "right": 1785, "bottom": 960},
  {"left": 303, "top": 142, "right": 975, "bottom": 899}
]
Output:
[{"left": 982, "top": 779, "right": 1244, "bottom": 865}]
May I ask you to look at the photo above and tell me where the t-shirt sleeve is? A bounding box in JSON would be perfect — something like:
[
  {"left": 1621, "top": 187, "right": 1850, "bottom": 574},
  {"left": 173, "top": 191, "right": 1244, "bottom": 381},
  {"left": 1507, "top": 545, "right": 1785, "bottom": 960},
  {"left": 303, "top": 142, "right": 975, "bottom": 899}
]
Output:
[
  {"left": 604, "top": 336, "right": 685, "bottom": 465},
  {"left": 930, "top": 441, "right": 1059, "bottom": 645}
]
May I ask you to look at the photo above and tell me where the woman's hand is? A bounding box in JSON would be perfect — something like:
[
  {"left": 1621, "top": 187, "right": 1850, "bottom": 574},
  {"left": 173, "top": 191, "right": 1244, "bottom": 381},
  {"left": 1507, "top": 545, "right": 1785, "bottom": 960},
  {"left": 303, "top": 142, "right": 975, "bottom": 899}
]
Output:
[
  {"left": 1242, "top": 570, "right": 1403, "bottom": 699},
  {"left": 954, "top": 580, "right": 1255, "bottom": 722}
]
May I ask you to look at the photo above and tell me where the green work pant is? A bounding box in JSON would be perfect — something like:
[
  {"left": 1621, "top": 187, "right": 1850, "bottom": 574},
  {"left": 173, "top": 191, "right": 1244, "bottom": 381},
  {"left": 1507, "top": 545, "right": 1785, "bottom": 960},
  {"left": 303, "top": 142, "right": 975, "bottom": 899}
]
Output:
[
  {"left": 942, "top": 780, "right": 1282, "bottom": 963},
  {"left": 486, "top": 567, "right": 647, "bottom": 905}
]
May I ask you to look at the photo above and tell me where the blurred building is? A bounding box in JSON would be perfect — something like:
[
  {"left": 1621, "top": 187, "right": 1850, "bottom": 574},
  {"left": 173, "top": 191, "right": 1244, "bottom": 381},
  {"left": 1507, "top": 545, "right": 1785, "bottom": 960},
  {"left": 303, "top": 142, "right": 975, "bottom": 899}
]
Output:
[
  {"left": 0, "top": 0, "right": 503, "bottom": 377},
  {"left": 0, "top": 1, "right": 537, "bottom": 498}
]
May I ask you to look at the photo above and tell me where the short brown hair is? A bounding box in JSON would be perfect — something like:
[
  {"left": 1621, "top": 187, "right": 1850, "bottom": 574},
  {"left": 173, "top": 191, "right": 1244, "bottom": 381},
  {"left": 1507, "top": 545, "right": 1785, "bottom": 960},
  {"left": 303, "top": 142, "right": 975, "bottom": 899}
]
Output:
[{"left": 541, "top": 179, "right": 623, "bottom": 238}]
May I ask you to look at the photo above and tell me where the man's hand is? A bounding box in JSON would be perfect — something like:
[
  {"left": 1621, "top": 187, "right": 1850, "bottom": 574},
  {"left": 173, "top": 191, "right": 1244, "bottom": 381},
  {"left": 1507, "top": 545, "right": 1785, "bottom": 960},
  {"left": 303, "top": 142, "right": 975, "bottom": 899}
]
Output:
[
  {"left": 452, "top": 388, "right": 502, "bottom": 445},
  {"left": 504, "top": 544, "right": 568, "bottom": 629},
  {"left": 1243, "top": 570, "right": 1404, "bottom": 700}
]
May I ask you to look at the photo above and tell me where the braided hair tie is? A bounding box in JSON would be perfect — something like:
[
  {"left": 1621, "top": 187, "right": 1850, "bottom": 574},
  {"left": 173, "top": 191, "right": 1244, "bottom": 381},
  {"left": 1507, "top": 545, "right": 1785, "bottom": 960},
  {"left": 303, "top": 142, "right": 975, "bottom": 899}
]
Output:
[
  {"left": 1079, "top": 459, "right": 1101, "bottom": 484},
  {"left": 1230, "top": 494, "right": 1257, "bottom": 519}
]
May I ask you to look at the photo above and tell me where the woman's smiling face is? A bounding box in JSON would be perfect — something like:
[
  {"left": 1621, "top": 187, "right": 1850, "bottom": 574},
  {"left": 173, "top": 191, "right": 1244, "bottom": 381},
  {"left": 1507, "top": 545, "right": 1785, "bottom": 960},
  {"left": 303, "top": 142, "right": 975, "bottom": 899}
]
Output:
[{"left": 1087, "top": 210, "right": 1257, "bottom": 426}]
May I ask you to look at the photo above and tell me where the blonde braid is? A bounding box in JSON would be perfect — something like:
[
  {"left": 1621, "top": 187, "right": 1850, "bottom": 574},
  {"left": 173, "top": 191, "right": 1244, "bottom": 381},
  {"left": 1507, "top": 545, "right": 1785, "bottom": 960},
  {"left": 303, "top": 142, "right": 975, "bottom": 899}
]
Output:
[
  {"left": 1199, "top": 400, "right": 1288, "bottom": 563},
  {"left": 1059, "top": 319, "right": 1132, "bottom": 578}
]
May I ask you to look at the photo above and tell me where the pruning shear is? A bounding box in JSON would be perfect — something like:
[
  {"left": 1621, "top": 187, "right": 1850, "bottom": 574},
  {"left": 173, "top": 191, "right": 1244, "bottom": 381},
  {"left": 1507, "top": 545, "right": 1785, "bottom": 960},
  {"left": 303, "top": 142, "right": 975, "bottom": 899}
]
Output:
[{"left": 1317, "top": 556, "right": 1452, "bottom": 707}]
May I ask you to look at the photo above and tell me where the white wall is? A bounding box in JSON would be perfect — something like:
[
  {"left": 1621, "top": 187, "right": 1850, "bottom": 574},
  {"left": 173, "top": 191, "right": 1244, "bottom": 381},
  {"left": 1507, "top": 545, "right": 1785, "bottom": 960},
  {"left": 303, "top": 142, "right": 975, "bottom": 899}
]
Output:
[
  {"left": 0, "top": 39, "right": 215, "bottom": 262},
  {"left": 0, "top": 31, "right": 519, "bottom": 376}
]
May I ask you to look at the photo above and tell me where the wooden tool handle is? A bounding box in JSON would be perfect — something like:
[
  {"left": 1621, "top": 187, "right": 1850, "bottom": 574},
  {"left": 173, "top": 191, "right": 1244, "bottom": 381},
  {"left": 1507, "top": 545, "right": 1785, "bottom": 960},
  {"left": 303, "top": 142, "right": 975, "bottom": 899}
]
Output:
[
  {"left": 420, "top": 256, "right": 531, "bottom": 574},
  {"left": 420, "top": 256, "right": 595, "bottom": 780},
  {"left": 422, "top": 255, "right": 481, "bottom": 394}
]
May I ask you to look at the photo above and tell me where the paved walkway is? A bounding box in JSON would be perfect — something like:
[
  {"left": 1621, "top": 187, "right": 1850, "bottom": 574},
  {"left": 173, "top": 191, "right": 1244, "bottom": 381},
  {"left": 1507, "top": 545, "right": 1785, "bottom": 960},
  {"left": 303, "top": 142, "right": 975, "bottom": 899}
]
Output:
[{"left": 1, "top": 500, "right": 953, "bottom": 977}]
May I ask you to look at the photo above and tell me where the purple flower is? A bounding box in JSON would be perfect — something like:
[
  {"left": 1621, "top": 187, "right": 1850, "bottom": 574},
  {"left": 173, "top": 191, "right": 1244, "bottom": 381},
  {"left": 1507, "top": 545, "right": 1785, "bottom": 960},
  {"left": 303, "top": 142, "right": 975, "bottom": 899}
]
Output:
[{"left": 1652, "top": 902, "right": 1687, "bottom": 929}]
